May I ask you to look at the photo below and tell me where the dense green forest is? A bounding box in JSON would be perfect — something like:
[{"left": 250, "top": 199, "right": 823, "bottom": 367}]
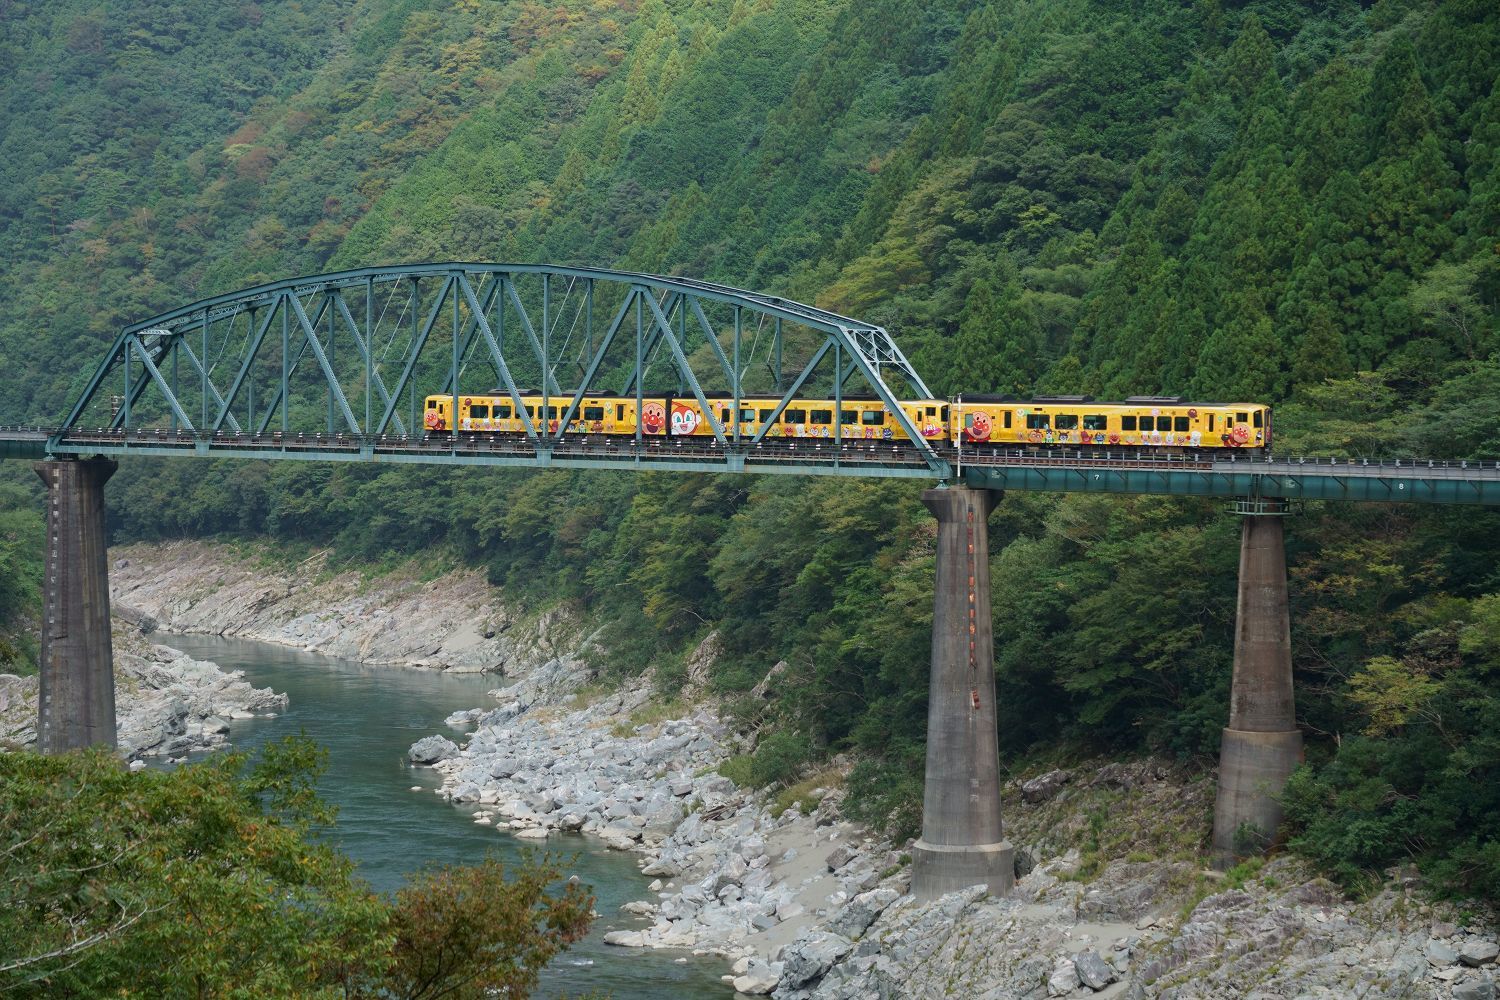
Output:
[{"left": 2, "top": 0, "right": 1499, "bottom": 895}]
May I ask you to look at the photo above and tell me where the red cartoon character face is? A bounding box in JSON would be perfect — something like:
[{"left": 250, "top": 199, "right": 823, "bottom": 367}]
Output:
[
  {"left": 1229, "top": 425, "right": 1251, "bottom": 446},
  {"left": 640, "top": 401, "right": 666, "bottom": 435},
  {"left": 670, "top": 402, "right": 701, "bottom": 436},
  {"left": 964, "top": 411, "right": 993, "bottom": 443}
]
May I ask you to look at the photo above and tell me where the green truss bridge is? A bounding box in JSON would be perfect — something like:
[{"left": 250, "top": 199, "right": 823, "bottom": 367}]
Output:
[
  {"left": 0, "top": 262, "right": 1497, "bottom": 503},
  {"left": 9, "top": 263, "right": 1500, "bottom": 901}
]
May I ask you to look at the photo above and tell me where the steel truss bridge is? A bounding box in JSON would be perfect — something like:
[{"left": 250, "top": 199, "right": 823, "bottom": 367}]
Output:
[{"left": 1, "top": 262, "right": 1498, "bottom": 506}]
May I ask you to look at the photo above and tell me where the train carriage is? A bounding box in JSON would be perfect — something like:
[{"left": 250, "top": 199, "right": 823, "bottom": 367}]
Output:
[
  {"left": 952, "top": 396, "right": 1270, "bottom": 450},
  {"left": 424, "top": 391, "right": 1272, "bottom": 453}
]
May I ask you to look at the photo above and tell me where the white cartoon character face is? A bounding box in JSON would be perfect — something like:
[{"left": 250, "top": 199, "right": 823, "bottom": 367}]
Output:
[{"left": 670, "top": 402, "right": 701, "bottom": 435}]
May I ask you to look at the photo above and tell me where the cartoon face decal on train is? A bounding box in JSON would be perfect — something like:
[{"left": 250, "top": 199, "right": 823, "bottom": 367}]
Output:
[
  {"left": 670, "top": 401, "right": 701, "bottom": 436},
  {"left": 964, "top": 411, "right": 993, "bottom": 443},
  {"left": 641, "top": 401, "right": 666, "bottom": 435}
]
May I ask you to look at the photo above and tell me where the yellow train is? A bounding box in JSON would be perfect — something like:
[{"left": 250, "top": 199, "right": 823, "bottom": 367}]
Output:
[{"left": 422, "top": 391, "right": 1272, "bottom": 451}]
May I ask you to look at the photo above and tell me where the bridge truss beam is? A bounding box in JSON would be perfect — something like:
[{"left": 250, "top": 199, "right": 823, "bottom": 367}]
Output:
[{"left": 51, "top": 264, "right": 950, "bottom": 478}]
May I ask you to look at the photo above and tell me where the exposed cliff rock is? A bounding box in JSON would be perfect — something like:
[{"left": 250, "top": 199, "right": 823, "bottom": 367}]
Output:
[{"left": 110, "top": 541, "right": 582, "bottom": 674}]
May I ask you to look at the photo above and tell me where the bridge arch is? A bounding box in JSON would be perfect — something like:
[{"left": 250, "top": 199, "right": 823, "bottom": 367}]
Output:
[{"left": 54, "top": 263, "right": 948, "bottom": 477}]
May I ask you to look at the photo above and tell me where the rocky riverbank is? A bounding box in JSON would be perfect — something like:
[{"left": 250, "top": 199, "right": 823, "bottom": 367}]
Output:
[
  {"left": 0, "top": 621, "right": 285, "bottom": 759},
  {"left": 110, "top": 541, "right": 580, "bottom": 673},
  {"left": 103, "top": 540, "right": 1500, "bottom": 998},
  {"left": 413, "top": 677, "right": 1500, "bottom": 1000}
]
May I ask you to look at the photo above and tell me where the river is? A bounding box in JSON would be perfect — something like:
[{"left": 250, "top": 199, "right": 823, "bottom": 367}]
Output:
[{"left": 162, "top": 634, "right": 734, "bottom": 1000}]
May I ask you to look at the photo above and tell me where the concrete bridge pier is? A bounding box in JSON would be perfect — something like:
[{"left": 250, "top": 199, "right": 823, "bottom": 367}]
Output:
[
  {"left": 1211, "top": 504, "right": 1303, "bottom": 868},
  {"left": 35, "top": 457, "right": 118, "bottom": 753},
  {"left": 911, "top": 486, "right": 1014, "bottom": 901}
]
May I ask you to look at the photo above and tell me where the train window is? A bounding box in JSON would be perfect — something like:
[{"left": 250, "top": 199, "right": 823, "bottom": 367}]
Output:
[
  {"left": 1026, "top": 414, "right": 1051, "bottom": 429},
  {"left": 584, "top": 406, "right": 605, "bottom": 421},
  {"left": 496, "top": 405, "right": 512, "bottom": 419},
  {"left": 926, "top": 406, "right": 937, "bottom": 417},
  {"left": 426, "top": 400, "right": 438, "bottom": 410},
  {"left": 861, "top": 410, "right": 884, "bottom": 425},
  {"left": 1175, "top": 416, "right": 1189, "bottom": 432},
  {"left": 1253, "top": 410, "right": 1263, "bottom": 428},
  {"left": 1122, "top": 416, "right": 1137, "bottom": 431},
  {"left": 616, "top": 404, "right": 626, "bottom": 421},
  {"left": 758, "top": 409, "right": 774, "bottom": 422},
  {"left": 543, "top": 406, "right": 558, "bottom": 419},
  {"left": 1083, "top": 414, "right": 1108, "bottom": 430},
  {"left": 841, "top": 410, "right": 857, "bottom": 424},
  {"left": 940, "top": 406, "right": 949, "bottom": 423},
  {"left": 1237, "top": 412, "right": 1248, "bottom": 423},
  {"left": 1003, "top": 411, "right": 1013, "bottom": 429},
  {"left": 1208, "top": 414, "right": 1215, "bottom": 431},
  {"left": 785, "top": 408, "right": 806, "bottom": 423},
  {"left": 470, "top": 404, "right": 489, "bottom": 418},
  {"left": 1055, "top": 414, "right": 1078, "bottom": 430},
  {"left": 810, "top": 409, "right": 832, "bottom": 424},
  {"left": 739, "top": 408, "right": 757, "bottom": 422}
]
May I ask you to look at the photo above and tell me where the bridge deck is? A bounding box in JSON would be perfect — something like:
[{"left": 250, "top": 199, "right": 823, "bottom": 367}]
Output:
[{"left": 3, "top": 427, "right": 1499, "bottom": 503}]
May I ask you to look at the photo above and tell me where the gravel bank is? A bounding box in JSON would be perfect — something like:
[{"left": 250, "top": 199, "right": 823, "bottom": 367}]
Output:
[{"left": 1, "top": 622, "right": 285, "bottom": 759}]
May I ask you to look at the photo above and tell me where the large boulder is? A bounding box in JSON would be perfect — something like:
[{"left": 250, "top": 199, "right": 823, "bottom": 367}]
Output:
[
  {"left": 828, "top": 888, "right": 899, "bottom": 940},
  {"left": 1074, "top": 949, "right": 1116, "bottom": 990},
  {"left": 731, "top": 959, "right": 781, "bottom": 995},
  {"left": 1021, "top": 768, "right": 1071, "bottom": 803},
  {"left": 779, "top": 931, "right": 854, "bottom": 990},
  {"left": 1463, "top": 940, "right": 1500, "bottom": 967},
  {"left": 409, "top": 735, "right": 459, "bottom": 764}
]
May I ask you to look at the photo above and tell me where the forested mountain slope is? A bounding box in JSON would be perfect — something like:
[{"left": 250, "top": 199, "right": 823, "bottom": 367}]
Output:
[{"left": 2, "top": 0, "right": 1498, "bottom": 894}]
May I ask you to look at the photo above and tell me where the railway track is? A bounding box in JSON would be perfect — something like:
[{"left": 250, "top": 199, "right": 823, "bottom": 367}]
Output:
[{"left": 7, "top": 426, "right": 1500, "bottom": 483}]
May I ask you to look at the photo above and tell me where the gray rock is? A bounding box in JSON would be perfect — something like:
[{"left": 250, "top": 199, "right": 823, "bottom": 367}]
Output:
[
  {"left": 641, "top": 857, "right": 681, "bottom": 877},
  {"left": 1047, "top": 957, "right": 1080, "bottom": 996},
  {"left": 825, "top": 844, "right": 857, "bottom": 872},
  {"left": 779, "top": 931, "right": 854, "bottom": 990},
  {"left": 1463, "top": 941, "right": 1500, "bottom": 966},
  {"left": 1455, "top": 980, "right": 1496, "bottom": 1000},
  {"left": 731, "top": 959, "right": 780, "bottom": 995},
  {"left": 1430, "top": 939, "right": 1462, "bottom": 966},
  {"left": 1021, "top": 768, "right": 1071, "bottom": 803},
  {"left": 409, "top": 735, "right": 459, "bottom": 764},
  {"left": 827, "top": 888, "right": 899, "bottom": 940},
  {"left": 602, "top": 930, "right": 644, "bottom": 947},
  {"left": 1074, "top": 949, "right": 1115, "bottom": 990}
]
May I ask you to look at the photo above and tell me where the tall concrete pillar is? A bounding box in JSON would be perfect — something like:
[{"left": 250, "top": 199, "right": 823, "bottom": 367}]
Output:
[
  {"left": 1211, "top": 509, "right": 1303, "bottom": 867},
  {"left": 911, "top": 486, "right": 1013, "bottom": 901},
  {"left": 35, "top": 457, "right": 118, "bottom": 753}
]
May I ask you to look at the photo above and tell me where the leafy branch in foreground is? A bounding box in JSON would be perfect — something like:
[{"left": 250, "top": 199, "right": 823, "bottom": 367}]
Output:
[{"left": 0, "top": 738, "right": 594, "bottom": 998}]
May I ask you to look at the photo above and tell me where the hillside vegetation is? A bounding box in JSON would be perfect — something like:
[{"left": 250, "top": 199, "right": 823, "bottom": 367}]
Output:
[{"left": 2, "top": 0, "right": 1499, "bottom": 895}]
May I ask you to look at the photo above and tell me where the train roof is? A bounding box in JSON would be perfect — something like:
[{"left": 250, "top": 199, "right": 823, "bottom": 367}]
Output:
[{"left": 446, "top": 389, "right": 1270, "bottom": 408}]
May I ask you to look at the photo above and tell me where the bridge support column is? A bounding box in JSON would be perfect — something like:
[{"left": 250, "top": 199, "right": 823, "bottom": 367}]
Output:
[
  {"left": 34, "top": 457, "right": 118, "bottom": 753},
  {"left": 1211, "top": 505, "right": 1303, "bottom": 868},
  {"left": 911, "top": 486, "right": 1013, "bottom": 902}
]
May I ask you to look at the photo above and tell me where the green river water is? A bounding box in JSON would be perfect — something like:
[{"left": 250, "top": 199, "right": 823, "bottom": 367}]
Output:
[{"left": 162, "top": 634, "right": 734, "bottom": 1000}]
